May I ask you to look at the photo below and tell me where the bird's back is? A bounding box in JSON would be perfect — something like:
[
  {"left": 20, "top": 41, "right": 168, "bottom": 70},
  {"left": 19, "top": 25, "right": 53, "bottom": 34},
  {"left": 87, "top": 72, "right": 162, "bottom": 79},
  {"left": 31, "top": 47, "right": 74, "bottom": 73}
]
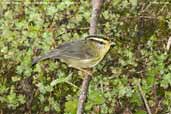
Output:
[{"left": 32, "top": 39, "right": 98, "bottom": 66}]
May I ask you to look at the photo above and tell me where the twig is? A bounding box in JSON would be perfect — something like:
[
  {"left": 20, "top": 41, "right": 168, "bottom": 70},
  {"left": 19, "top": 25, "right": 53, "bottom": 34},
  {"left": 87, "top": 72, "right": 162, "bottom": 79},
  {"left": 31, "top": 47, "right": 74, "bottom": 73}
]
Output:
[
  {"left": 0, "top": 109, "right": 3, "bottom": 114},
  {"left": 77, "top": 0, "right": 103, "bottom": 114},
  {"left": 137, "top": 80, "right": 152, "bottom": 114},
  {"left": 166, "top": 36, "right": 171, "bottom": 51},
  {"left": 77, "top": 75, "right": 92, "bottom": 114}
]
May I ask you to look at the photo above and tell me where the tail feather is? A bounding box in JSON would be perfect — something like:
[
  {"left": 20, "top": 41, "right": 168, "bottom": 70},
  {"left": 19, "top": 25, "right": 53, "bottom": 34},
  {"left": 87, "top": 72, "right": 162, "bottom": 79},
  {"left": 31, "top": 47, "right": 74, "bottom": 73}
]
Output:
[
  {"left": 32, "top": 56, "right": 43, "bottom": 66},
  {"left": 32, "top": 49, "right": 60, "bottom": 66}
]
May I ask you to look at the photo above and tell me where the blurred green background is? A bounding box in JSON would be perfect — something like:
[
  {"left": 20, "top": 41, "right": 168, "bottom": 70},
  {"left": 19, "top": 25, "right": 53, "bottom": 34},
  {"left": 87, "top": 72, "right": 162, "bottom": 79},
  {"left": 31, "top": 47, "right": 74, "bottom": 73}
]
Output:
[{"left": 0, "top": 0, "right": 171, "bottom": 114}]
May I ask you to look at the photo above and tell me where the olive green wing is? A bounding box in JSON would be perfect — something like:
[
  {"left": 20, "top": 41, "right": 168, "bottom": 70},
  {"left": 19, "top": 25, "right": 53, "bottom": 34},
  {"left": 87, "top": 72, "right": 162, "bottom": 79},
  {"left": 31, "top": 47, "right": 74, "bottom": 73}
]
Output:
[{"left": 57, "top": 40, "right": 97, "bottom": 60}]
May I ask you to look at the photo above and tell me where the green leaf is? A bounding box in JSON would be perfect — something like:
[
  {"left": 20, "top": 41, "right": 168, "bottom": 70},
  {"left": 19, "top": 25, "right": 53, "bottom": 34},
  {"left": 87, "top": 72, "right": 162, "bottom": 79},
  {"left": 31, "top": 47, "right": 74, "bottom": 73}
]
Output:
[
  {"left": 65, "top": 99, "right": 77, "bottom": 114},
  {"left": 0, "top": 84, "right": 8, "bottom": 94},
  {"left": 160, "top": 73, "right": 171, "bottom": 89},
  {"left": 89, "top": 91, "right": 105, "bottom": 105},
  {"left": 44, "top": 106, "right": 50, "bottom": 112},
  {"left": 50, "top": 76, "right": 68, "bottom": 86},
  {"left": 113, "top": 0, "right": 122, "bottom": 6},
  {"left": 135, "top": 110, "right": 147, "bottom": 114},
  {"left": 50, "top": 73, "right": 72, "bottom": 86},
  {"left": 130, "top": 0, "right": 137, "bottom": 7}
]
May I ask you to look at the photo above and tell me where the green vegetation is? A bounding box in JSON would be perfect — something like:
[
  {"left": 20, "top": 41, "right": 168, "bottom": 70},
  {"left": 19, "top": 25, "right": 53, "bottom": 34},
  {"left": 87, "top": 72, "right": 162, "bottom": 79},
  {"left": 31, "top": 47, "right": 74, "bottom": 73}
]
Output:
[{"left": 0, "top": 0, "right": 171, "bottom": 114}]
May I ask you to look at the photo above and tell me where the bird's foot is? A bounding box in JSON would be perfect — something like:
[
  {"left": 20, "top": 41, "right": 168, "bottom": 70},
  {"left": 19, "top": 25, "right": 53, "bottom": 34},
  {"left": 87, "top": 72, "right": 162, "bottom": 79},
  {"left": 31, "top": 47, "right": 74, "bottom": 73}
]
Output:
[{"left": 78, "top": 68, "right": 92, "bottom": 76}]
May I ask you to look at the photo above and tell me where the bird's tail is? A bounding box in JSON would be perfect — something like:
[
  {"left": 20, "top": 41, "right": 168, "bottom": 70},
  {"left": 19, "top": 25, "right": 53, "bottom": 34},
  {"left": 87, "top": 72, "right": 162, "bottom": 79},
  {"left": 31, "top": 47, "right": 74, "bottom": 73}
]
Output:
[
  {"left": 32, "top": 49, "right": 60, "bottom": 66},
  {"left": 32, "top": 56, "right": 43, "bottom": 66}
]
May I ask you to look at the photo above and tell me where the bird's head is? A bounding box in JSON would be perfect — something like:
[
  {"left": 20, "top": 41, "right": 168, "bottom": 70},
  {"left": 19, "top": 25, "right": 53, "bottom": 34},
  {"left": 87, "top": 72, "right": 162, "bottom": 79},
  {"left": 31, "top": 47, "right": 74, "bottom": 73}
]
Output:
[{"left": 86, "top": 35, "right": 114, "bottom": 56}]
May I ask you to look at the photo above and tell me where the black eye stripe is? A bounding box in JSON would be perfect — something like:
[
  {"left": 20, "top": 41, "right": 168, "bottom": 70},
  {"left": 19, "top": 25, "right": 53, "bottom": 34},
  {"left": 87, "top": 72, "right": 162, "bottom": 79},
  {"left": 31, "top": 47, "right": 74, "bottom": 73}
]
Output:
[{"left": 85, "top": 35, "right": 109, "bottom": 40}]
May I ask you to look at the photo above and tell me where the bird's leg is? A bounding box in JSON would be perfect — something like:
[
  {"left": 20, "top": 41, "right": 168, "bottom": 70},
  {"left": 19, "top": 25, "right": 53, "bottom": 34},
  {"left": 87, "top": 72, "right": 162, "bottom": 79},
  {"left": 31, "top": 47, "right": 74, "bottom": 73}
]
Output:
[
  {"left": 68, "top": 65, "right": 92, "bottom": 76},
  {"left": 67, "top": 67, "right": 73, "bottom": 74},
  {"left": 77, "top": 68, "right": 92, "bottom": 76},
  {"left": 71, "top": 67, "right": 92, "bottom": 76}
]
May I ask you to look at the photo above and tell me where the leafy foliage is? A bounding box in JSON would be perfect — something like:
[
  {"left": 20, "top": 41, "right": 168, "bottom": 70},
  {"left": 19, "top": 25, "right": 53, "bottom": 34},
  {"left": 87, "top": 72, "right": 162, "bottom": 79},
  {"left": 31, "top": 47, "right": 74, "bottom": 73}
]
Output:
[{"left": 0, "top": 0, "right": 171, "bottom": 114}]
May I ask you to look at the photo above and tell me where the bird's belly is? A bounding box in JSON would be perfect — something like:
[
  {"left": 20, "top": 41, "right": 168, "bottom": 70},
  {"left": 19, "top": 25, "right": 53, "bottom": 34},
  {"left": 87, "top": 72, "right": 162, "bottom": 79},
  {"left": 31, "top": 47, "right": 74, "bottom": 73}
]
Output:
[{"left": 60, "top": 57, "right": 101, "bottom": 69}]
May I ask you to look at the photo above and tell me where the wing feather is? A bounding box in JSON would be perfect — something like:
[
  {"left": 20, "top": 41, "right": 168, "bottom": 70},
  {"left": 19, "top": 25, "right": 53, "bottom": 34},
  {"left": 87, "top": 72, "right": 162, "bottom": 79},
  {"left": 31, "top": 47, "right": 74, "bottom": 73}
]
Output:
[{"left": 57, "top": 40, "right": 96, "bottom": 60}]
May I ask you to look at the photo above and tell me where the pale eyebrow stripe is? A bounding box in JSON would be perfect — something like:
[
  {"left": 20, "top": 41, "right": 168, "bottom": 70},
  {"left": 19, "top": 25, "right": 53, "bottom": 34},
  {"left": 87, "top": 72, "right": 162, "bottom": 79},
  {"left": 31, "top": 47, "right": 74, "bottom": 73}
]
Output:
[
  {"left": 85, "top": 35, "right": 109, "bottom": 41},
  {"left": 88, "top": 38, "right": 107, "bottom": 44}
]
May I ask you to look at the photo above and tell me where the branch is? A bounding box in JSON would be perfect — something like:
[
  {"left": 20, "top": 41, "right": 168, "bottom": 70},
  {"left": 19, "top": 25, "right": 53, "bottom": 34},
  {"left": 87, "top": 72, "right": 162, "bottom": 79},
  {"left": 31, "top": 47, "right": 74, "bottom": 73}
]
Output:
[
  {"left": 89, "top": 0, "right": 103, "bottom": 35},
  {"left": 77, "top": 0, "right": 103, "bottom": 114},
  {"left": 137, "top": 80, "right": 152, "bottom": 114},
  {"left": 77, "top": 74, "right": 91, "bottom": 114}
]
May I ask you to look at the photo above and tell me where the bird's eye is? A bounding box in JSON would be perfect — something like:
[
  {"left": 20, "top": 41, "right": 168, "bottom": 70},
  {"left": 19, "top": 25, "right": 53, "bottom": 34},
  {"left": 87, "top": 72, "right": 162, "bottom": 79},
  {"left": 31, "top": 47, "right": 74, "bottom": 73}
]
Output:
[{"left": 99, "top": 41, "right": 105, "bottom": 45}]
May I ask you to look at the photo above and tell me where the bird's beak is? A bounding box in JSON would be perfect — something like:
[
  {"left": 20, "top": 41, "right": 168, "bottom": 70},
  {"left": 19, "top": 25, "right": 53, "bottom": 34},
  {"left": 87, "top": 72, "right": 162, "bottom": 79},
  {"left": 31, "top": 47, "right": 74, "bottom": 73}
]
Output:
[{"left": 110, "top": 42, "right": 115, "bottom": 46}]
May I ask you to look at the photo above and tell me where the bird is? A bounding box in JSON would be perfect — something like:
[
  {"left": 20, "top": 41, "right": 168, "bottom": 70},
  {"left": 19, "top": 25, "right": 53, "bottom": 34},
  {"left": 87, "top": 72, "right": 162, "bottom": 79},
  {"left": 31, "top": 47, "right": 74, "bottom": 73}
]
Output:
[{"left": 32, "top": 35, "right": 114, "bottom": 74}]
